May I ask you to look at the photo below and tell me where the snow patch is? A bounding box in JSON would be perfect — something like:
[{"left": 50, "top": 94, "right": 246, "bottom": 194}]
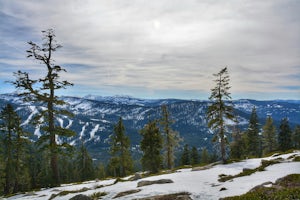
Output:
[{"left": 90, "top": 124, "right": 99, "bottom": 139}]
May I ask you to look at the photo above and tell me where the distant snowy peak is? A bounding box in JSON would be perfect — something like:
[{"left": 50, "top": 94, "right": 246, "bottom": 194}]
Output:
[{"left": 82, "top": 94, "right": 185, "bottom": 106}]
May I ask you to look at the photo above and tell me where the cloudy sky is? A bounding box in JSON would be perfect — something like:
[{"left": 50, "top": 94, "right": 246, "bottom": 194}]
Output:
[{"left": 0, "top": 0, "right": 299, "bottom": 100}]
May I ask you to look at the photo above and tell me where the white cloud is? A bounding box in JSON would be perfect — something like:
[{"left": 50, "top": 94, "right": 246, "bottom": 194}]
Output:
[{"left": 0, "top": 0, "right": 299, "bottom": 99}]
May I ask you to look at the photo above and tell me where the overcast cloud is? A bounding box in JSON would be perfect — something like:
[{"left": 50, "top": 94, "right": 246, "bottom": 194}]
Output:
[{"left": 0, "top": 0, "right": 299, "bottom": 99}]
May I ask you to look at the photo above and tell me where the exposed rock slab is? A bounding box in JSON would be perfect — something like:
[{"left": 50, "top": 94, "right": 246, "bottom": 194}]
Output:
[{"left": 137, "top": 179, "right": 174, "bottom": 187}]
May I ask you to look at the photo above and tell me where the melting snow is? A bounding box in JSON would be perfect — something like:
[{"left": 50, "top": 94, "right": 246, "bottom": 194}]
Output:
[{"left": 8, "top": 151, "right": 300, "bottom": 200}]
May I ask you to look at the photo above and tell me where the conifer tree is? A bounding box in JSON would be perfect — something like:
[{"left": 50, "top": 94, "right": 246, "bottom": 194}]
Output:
[
  {"left": 76, "top": 141, "right": 95, "bottom": 181},
  {"left": 0, "top": 104, "right": 18, "bottom": 194},
  {"left": 190, "top": 146, "right": 199, "bottom": 165},
  {"left": 262, "top": 116, "right": 277, "bottom": 155},
  {"left": 13, "top": 113, "right": 30, "bottom": 193},
  {"left": 12, "top": 29, "right": 75, "bottom": 186},
  {"left": 0, "top": 104, "right": 29, "bottom": 194},
  {"left": 109, "top": 117, "right": 133, "bottom": 177},
  {"left": 181, "top": 144, "right": 190, "bottom": 165},
  {"left": 207, "top": 67, "right": 235, "bottom": 163},
  {"left": 230, "top": 126, "right": 245, "bottom": 159},
  {"left": 160, "top": 105, "right": 181, "bottom": 169},
  {"left": 140, "top": 120, "right": 163, "bottom": 173},
  {"left": 245, "top": 107, "right": 260, "bottom": 157},
  {"left": 278, "top": 118, "right": 292, "bottom": 152},
  {"left": 292, "top": 125, "right": 300, "bottom": 149},
  {"left": 200, "top": 148, "right": 209, "bottom": 164},
  {"left": 96, "top": 163, "right": 106, "bottom": 180}
]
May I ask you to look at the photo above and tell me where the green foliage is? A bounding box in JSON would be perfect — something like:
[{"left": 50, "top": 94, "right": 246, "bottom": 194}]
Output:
[
  {"left": 230, "top": 126, "right": 245, "bottom": 159},
  {"left": 223, "top": 174, "right": 300, "bottom": 200},
  {"left": 200, "top": 148, "right": 210, "bottom": 164},
  {"left": 89, "top": 191, "right": 108, "bottom": 199},
  {"left": 160, "top": 105, "right": 181, "bottom": 169},
  {"left": 0, "top": 104, "right": 31, "bottom": 195},
  {"left": 245, "top": 107, "right": 261, "bottom": 157},
  {"left": 49, "top": 187, "right": 90, "bottom": 200},
  {"left": 140, "top": 120, "right": 163, "bottom": 173},
  {"left": 218, "top": 159, "right": 280, "bottom": 182},
  {"left": 76, "top": 142, "right": 95, "bottom": 182},
  {"left": 181, "top": 144, "right": 190, "bottom": 165},
  {"left": 207, "top": 67, "right": 235, "bottom": 163},
  {"left": 278, "top": 118, "right": 292, "bottom": 152},
  {"left": 262, "top": 116, "right": 277, "bottom": 155},
  {"left": 95, "top": 162, "right": 106, "bottom": 179},
  {"left": 12, "top": 29, "right": 75, "bottom": 186},
  {"left": 190, "top": 146, "right": 199, "bottom": 165},
  {"left": 223, "top": 187, "right": 300, "bottom": 200},
  {"left": 292, "top": 125, "right": 300, "bottom": 149},
  {"left": 109, "top": 117, "right": 133, "bottom": 177}
]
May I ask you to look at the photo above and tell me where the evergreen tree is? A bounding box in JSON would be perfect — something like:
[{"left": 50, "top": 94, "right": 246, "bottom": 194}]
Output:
[
  {"left": 181, "top": 144, "right": 190, "bottom": 165},
  {"left": 13, "top": 113, "right": 30, "bottom": 193},
  {"left": 0, "top": 104, "right": 29, "bottom": 194},
  {"left": 190, "top": 146, "right": 199, "bottom": 165},
  {"left": 95, "top": 163, "right": 106, "bottom": 180},
  {"left": 12, "top": 29, "right": 75, "bottom": 186},
  {"left": 160, "top": 105, "right": 181, "bottom": 169},
  {"left": 109, "top": 117, "right": 133, "bottom": 177},
  {"left": 76, "top": 141, "right": 95, "bottom": 182},
  {"left": 262, "top": 116, "right": 277, "bottom": 155},
  {"left": 245, "top": 107, "right": 260, "bottom": 157},
  {"left": 140, "top": 120, "right": 163, "bottom": 173},
  {"left": 207, "top": 67, "right": 235, "bottom": 163},
  {"left": 278, "top": 118, "right": 292, "bottom": 152},
  {"left": 0, "top": 104, "right": 18, "bottom": 194},
  {"left": 230, "top": 127, "right": 245, "bottom": 159},
  {"left": 200, "top": 148, "right": 209, "bottom": 164},
  {"left": 292, "top": 125, "right": 300, "bottom": 149}
]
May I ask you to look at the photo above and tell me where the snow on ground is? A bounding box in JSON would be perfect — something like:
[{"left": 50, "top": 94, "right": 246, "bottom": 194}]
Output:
[{"left": 7, "top": 151, "right": 300, "bottom": 200}]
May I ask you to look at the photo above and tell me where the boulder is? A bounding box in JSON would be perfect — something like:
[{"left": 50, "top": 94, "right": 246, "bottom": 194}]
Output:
[
  {"left": 133, "top": 192, "right": 192, "bottom": 200},
  {"left": 69, "top": 194, "right": 92, "bottom": 200},
  {"left": 137, "top": 179, "right": 173, "bottom": 187},
  {"left": 131, "top": 172, "right": 143, "bottom": 181}
]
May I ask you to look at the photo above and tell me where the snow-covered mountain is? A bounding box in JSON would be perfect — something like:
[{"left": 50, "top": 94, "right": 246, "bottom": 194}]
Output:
[{"left": 0, "top": 93, "right": 299, "bottom": 161}]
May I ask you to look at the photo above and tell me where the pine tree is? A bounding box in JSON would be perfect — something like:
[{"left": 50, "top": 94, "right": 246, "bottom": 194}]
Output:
[
  {"left": 200, "top": 148, "right": 209, "bottom": 164},
  {"left": 262, "top": 116, "right": 277, "bottom": 155},
  {"left": 76, "top": 141, "right": 95, "bottom": 182},
  {"left": 190, "top": 146, "right": 199, "bottom": 165},
  {"left": 278, "top": 118, "right": 292, "bottom": 152},
  {"left": 96, "top": 163, "right": 106, "bottom": 180},
  {"left": 12, "top": 29, "right": 75, "bottom": 186},
  {"left": 140, "top": 120, "right": 163, "bottom": 173},
  {"left": 245, "top": 107, "right": 260, "bottom": 157},
  {"left": 230, "top": 126, "right": 245, "bottom": 159},
  {"left": 0, "top": 104, "right": 18, "bottom": 194},
  {"left": 13, "top": 113, "right": 30, "bottom": 193},
  {"left": 0, "top": 104, "right": 29, "bottom": 194},
  {"left": 292, "top": 125, "right": 300, "bottom": 149},
  {"left": 181, "top": 144, "right": 190, "bottom": 165},
  {"left": 160, "top": 105, "right": 181, "bottom": 169},
  {"left": 207, "top": 67, "right": 235, "bottom": 163},
  {"left": 109, "top": 117, "right": 133, "bottom": 177}
]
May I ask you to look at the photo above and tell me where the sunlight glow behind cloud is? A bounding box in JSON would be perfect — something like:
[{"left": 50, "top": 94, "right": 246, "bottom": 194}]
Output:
[{"left": 0, "top": 0, "right": 299, "bottom": 99}]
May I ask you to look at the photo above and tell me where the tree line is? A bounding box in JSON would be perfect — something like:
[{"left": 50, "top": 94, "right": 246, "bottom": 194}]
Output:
[
  {"left": 230, "top": 107, "right": 300, "bottom": 160},
  {"left": 0, "top": 29, "right": 299, "bottom": 196}
]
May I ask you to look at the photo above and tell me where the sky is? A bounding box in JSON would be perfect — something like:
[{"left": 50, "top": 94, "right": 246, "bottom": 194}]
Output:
[{"left": 0, "top": 0, "right": 299, "bottom": 100}]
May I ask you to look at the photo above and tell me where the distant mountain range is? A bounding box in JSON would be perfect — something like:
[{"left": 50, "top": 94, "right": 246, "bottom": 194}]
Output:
[{"left": 0, "top": 93, "right": 299, "bottom": 162}]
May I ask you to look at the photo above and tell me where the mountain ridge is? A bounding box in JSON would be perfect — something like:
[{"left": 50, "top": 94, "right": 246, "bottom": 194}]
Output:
[{"left": 0, "top": 93, "right": 299, "bottom": 162}]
